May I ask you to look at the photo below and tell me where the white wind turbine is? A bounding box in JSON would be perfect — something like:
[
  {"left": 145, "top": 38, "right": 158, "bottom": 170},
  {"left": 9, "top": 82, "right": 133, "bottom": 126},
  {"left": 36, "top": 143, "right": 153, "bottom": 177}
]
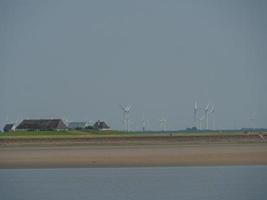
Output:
[
  {"left": 204, "top": 104, "right": 210, "bottom": 130},
  {"left": 199, "top": 115, "right": 205, "bottom": 130},
  {"left": 141, "top": 116, "right": 147, "bottom": 132},
  {"left": 193, "top": 101, "right": 199, "bottom": 128},
  {"left": 209, "top": 104, "right": 215, "bottom": 130},
  {"left": 160, "top": 118, "right": 167, "bottom": 132},
  {"left": 119, "top": 105, "right": 131, "bottom": 132},
  {"left": 248, "top": 112, "right": 256, "bottom": 129}
]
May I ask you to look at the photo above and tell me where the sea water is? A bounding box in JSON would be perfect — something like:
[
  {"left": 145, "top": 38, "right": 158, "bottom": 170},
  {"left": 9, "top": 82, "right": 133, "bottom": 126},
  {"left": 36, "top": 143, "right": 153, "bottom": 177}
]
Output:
[{"left": 0, "top": 166, "right": 267, "bottom": 200}]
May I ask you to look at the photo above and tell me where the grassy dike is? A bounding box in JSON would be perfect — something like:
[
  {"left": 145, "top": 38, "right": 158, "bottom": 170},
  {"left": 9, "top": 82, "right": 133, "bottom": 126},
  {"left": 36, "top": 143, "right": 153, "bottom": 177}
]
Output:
[
  {"left": 0, "top": 130, "right": 130, "bottom": 139},
  {"left": 0, "top": 130, "right": 265, "bottom": 139}
]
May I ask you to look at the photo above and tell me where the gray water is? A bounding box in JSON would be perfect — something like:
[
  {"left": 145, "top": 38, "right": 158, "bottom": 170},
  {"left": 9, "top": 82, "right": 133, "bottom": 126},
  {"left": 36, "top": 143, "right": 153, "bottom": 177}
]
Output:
[{"left": 0, "top": 166, "right": 267, "bottom": 200}]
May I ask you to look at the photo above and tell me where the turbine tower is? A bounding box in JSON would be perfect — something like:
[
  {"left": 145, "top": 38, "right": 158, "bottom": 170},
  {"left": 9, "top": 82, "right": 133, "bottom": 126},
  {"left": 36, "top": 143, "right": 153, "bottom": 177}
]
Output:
[
  {"left": 193, "top": 101, "right": 199, "bottom": 128},
  {"left": 199, "top": 115, "right": 205, "bottom": 130},
  {"left": 204, "top": 104, "right": 210, "bottom": 130},
  {"left": 249, "top": 114, "right": 255, "bottom": 130},
  {"left": 209, "top": 104, "right": 215, "bottom": 130},
  {"left": 160, "top": 118, "right": 167, "bottom": 132},
  {"left": 141, "top": 116, "right": 146, "bottom": 132},
  {"left": 119, "top": 105, "right": 131, "bottom": 132}
]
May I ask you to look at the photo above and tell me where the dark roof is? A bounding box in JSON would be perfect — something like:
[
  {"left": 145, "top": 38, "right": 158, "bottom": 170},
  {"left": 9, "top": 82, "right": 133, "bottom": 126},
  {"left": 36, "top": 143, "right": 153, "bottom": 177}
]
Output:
[
  {"left": 16, "top": 119, "right": 67, "bottom": 130},
  {"left": 3, "top": 124, "right": 15, "bottom": 132},
  {"left": 93, "top": 121, "right": 110, "bottom": 130}
]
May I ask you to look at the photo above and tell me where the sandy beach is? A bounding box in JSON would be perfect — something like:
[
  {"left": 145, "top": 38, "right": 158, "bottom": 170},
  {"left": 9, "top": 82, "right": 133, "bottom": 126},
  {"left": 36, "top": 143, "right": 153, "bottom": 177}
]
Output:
[{"left": 1, "top": 135, "right": 267, "bottom": 168}]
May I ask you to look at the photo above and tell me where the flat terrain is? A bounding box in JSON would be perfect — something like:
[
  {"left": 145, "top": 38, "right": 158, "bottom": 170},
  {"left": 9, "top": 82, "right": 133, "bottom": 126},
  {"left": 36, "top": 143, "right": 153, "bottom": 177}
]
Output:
[
  {"left": 0, "top": 131, "right": 267, "bottom": 168},
  {"left": 1, "top": 143, "right": 267, "bottom": 168},
  {"left": 1, "top": 130, "right": 266, "bottom": 139}
]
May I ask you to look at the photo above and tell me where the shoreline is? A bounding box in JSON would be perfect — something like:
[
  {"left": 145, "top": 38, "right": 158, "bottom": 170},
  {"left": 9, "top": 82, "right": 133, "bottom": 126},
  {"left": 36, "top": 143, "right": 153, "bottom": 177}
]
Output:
[{"left": 1, "top": 142, "right": 267, "bottom": 168}]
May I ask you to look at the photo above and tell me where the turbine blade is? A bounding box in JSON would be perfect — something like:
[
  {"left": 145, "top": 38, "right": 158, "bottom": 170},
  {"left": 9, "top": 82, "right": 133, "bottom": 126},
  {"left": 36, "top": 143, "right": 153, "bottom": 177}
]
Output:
[
  {"left": 194, "top": 101, "right": 198, "bottom": 110},
  {"left": 211, "top": 104, "right": 215, "bottom": 112},
  {"left": 205, "top": 103, "right": 209, "bottom": 111},
  {"left": 209, "top": 104, "right": 215, "bottom": 113},
  {"left": 119, "top": 104, "right": 126, "bottom": 111}
]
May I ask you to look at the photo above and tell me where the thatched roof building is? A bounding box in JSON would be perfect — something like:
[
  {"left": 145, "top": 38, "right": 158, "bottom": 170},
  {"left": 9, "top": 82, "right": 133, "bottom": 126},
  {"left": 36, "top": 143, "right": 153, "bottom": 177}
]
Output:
[{"left": 16, "top": 119, "right": 68, "bottom": 131}]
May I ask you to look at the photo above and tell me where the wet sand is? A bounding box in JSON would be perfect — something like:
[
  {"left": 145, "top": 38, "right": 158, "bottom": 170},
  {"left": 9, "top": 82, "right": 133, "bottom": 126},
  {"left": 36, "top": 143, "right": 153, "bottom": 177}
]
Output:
[{"left": 1, "top": 142, "right": 267, "bottom": 168}]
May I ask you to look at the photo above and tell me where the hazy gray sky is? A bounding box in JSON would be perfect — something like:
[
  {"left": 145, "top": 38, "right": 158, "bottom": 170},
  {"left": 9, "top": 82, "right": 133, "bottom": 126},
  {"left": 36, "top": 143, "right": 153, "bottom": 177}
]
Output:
[{"left": 1, "top": 0, "right": 267, "bottom": 130}]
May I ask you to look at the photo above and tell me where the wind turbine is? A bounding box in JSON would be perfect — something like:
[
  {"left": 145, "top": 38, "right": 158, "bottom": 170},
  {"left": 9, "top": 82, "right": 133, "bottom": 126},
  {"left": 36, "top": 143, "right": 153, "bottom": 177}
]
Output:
[
  {"left": 193, "top": 101, "right": 199, "bottom": 128},
  {"left": 204, "top": 104, "right": 210, "bottom": 130},
  {"left": 249, "top": 114, "right": 255, "bottom": 130},
  {"left": 119, "top": 104, "right": 131, "bottom": 132},
  {"left": 209, "top": 104, "right": 215, "bottom": 130},
  {"left": 160, "top": 118, "right": 167, "bottom": 132},
  {"left": 141, "top": 116, "right": 146, "bottom": 132},
  {"left": 199, "top": 115, "right": 205, "bottom": 130}
]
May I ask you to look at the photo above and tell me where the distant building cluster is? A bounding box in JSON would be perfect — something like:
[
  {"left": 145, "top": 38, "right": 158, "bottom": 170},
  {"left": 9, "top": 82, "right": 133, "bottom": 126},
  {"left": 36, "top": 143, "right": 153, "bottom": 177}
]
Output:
[{"left": 2, "top": 119, "right": 111, "bottom": 132}]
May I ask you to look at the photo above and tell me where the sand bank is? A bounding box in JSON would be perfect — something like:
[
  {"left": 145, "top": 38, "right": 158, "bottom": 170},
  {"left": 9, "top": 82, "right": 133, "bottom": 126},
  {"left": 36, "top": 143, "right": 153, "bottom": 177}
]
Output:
[{"left": 1, "top": 143, "right": 267, "bottom": 168}]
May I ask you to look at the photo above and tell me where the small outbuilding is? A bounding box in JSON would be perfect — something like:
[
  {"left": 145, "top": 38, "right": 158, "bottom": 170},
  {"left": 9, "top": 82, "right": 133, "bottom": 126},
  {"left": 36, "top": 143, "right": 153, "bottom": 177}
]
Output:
[
  {"left": 93, "top": 120, "right": 111, "bottom": 130},
  {"left": 16, "top": 119, "right": 68, "bottom": 131}
]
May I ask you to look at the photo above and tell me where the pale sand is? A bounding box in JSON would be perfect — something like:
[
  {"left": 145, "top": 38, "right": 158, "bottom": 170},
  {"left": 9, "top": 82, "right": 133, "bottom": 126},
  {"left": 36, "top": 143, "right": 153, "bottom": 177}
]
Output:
[{"left": 1, "top": 143, "right": 267, "bottom": 168}]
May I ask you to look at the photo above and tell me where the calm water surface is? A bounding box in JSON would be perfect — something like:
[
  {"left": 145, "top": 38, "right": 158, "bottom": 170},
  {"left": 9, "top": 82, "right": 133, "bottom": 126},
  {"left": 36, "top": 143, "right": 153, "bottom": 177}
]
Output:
[{"left": 0, "top": 166, "right": 266, "bottom": 200}]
